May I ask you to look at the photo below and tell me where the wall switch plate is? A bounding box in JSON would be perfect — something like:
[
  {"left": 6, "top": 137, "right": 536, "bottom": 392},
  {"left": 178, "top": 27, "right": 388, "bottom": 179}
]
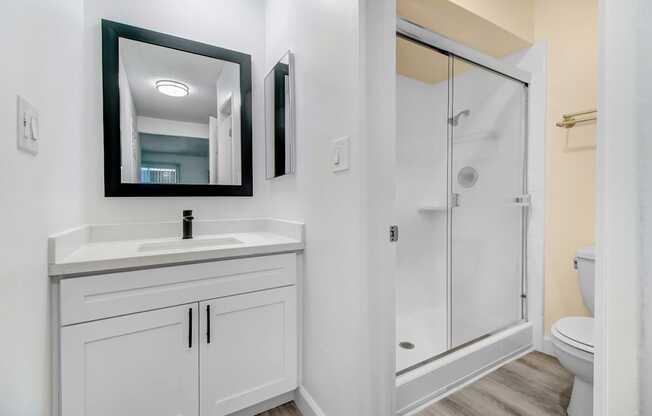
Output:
[
  {"left": 16, "top": 95, "right": 39, "bottom": 155},
  {"left": 331, "top": 136, "right": 350, "bottom": 172}
]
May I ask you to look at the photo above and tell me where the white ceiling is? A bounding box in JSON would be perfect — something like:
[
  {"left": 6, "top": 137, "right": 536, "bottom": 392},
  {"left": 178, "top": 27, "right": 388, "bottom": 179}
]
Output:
[{"left": 120, "top": 38, "right": 236, "bottom": 124}]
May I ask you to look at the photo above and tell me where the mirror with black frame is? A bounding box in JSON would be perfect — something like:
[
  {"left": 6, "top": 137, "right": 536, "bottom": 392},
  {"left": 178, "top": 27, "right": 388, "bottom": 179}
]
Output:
[
  {"left": 265, "top": 51, "right": 295, "bottom": 179},
  {"left": 102, "top": 20, "right": 252, "bottom": 196}
]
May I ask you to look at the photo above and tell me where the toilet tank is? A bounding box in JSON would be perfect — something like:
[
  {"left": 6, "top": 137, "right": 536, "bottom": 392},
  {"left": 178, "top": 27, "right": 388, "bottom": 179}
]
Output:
[{"left": 575, "top": 245, "right": 595, "bottom": 316}]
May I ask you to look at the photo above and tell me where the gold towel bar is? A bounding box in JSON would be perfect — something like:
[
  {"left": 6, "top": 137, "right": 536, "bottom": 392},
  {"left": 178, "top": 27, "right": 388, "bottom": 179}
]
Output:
[{"left": 556, "top": 109, "right": 597, "bottom": 128}]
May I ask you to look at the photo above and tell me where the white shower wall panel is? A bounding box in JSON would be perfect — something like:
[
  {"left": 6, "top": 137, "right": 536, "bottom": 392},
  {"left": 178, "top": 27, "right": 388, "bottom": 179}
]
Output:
[{"left": 396, "top": 74, "right": 448, "bottom": 370}]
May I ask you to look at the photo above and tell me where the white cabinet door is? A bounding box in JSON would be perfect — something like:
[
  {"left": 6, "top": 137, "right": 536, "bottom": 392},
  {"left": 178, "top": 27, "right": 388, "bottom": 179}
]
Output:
[
  {"left": 61, "top": 304, "right": 199, "bottom": 416},
  {"left": 200, "top": 287, "right": 297, "bottom": 415}
]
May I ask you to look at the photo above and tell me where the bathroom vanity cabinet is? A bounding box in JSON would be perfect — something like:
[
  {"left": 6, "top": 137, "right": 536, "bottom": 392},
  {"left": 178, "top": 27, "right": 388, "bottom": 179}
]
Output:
[{"left": 48, "top": 220, "right": 304, "bottom": 416}]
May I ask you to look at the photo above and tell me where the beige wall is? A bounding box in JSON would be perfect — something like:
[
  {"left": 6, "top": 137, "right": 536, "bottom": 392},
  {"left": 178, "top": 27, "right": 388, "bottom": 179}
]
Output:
[
  {"left": 450, "top": 0, "right": 534, "bottom": 43},
  {"left": 534, "top": 0, "right": 598, "bottom": 333},
  {"left": 398, "top": 0, "right": 532, "bottom": 60}
]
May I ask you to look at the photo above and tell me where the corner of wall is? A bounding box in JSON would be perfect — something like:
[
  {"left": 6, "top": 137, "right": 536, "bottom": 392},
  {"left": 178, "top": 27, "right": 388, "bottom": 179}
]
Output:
[{"left": 295, "top": 386, "right": 328, "bottom": 416}]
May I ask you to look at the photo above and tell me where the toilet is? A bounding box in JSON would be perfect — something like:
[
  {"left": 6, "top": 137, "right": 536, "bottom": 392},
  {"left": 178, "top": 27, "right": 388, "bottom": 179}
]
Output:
[{"left": 551, "top": 246, "right": 595, "bottom": 416}]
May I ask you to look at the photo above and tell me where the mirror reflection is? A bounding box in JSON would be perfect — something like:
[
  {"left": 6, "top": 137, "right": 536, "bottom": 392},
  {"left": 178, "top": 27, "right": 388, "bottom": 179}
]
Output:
[
  {"left": 265, "top": 51, "right": 295, "bottom": 179},
  {"left": 118, "top": 38, "right": 242, "bottom": 185}
]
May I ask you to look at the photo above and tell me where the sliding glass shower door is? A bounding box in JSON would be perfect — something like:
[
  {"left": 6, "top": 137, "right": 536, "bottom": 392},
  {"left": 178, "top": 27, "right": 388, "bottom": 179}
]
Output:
[
  {"left": 449, "top": 57, "right": 527, "bottom": 348},
  {"left": 395, "top": 33, "right": 528, "bottom": 374}
]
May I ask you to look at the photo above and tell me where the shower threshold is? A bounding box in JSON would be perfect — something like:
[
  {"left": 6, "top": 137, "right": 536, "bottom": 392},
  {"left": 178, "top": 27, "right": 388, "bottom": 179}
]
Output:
[{"left": 395, "top": 322, "right": 533, "bottom": 415}]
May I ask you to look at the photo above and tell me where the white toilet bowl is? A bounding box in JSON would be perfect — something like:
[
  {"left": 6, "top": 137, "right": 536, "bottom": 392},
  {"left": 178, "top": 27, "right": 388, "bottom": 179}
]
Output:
[
  {"left": 551, "top": 316, "right": 594, "bottom": 416},
  {"left": 551, "top": 245, "right": 595, "bottom": 416}
]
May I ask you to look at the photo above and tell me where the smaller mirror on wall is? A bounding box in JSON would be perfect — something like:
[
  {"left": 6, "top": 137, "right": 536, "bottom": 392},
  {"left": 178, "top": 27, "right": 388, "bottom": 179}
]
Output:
[{"left": 265, "top": 51, "right": 295, "bottom": 179}]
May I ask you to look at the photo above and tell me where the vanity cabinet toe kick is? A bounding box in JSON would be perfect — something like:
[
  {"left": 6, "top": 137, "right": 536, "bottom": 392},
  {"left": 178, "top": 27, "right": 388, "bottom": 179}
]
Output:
[{"left": 52, "top": 253, "right": 298, "bottom": 416}]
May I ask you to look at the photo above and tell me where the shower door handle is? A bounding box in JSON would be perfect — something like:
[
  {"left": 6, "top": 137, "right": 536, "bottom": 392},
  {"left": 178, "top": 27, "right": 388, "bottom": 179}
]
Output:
[
  {"left": 450, "top": 194, "right": 530, "bottom": 208},
  {"left": 450, "top": 193, "right": 460, "bottom": 208},
  {"left": 511, "top": 194, "right": 531, "bottom": 206}
]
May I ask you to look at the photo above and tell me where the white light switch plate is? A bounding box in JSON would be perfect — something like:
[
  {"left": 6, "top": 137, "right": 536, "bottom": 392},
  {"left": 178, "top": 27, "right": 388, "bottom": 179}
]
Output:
[
  {"left": 16, "top": 95, "right": 39, "bottom": 155},
  {"left": 331, "top": 136, "right": 350, "bottom": 172}
]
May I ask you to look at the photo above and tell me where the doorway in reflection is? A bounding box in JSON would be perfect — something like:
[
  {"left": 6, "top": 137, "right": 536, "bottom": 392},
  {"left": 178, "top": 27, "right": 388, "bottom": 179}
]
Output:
[{"left": 139, "top": 134, "right": 209, "bottom": 184}]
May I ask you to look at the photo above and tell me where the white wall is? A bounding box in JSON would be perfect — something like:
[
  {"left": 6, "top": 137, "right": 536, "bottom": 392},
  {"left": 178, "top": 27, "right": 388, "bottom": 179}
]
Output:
[
  {"left": 358, "top": 2, "right": 398, "bottom": 413},
  {"left": 639, "top": 20, "right": 652, "bottom": 413},
  {"left": 0, "top": 1, "right": 86, "bottom": 415},
  {"left": 263, "top": 1, "right": 365, "bottom": 414},
  {"left": 596, "top": 0, "right": 641, "bottom": 414},
  {"left": 82, "top": 0, "right": 268, "bottom": 222},
  {"left": 637, "top": 4, "right": 652, "bottom": 412},
  {"left": 264, "top": 0, "right": 396, "bottom": 414}
]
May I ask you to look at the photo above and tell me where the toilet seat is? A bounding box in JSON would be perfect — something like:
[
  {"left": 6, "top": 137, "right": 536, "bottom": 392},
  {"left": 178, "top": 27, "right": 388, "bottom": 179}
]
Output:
[{"left": 552, "top": 317, "right": 594, "bottom": 354}]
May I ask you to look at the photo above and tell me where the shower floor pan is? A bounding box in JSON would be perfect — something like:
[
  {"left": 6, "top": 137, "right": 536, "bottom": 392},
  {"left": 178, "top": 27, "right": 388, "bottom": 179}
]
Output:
[{"left": 396, "top": 310, "right": 448, "bottom": 372}]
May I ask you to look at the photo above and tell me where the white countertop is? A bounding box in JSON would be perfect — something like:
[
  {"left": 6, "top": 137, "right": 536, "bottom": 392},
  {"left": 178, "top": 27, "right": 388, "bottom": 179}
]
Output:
[{"left": 49, "top": 219, "right": 304, "bottom": 277}]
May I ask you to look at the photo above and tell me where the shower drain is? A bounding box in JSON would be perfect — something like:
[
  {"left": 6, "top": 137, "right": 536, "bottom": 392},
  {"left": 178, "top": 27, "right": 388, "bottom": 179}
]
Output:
[{"left": 399, "top": 341, "right": 415, "bottom": 350}]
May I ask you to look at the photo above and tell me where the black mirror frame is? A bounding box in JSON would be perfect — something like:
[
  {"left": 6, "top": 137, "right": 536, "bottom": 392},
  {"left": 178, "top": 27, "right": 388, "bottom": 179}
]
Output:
[{"left": 101, "top": 19, "right": 253, "bottom": 197}]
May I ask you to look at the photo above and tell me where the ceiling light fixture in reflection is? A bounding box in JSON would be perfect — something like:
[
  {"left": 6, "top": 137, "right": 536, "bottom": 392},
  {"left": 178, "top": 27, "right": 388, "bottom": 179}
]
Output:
[{"left": 155, "top": 80, "right": 189, "bottom": 97}]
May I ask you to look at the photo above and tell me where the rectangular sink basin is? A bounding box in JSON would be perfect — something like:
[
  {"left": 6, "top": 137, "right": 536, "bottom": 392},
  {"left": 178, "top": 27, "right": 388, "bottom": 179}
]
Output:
[{"left": 138, "top": 237, "right": 243, "bottom": 252}]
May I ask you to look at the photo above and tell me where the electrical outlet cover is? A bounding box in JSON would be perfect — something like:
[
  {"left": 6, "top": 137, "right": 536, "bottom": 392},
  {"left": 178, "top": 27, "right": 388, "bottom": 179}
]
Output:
[{"left": 16, "top": 95, "right": 39, "bottom": 155}]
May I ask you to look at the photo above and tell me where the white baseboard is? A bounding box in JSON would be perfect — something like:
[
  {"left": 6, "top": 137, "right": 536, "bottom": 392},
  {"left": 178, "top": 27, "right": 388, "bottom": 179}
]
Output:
[
  {"left": 224, "top": 386, "right": 326, "bottom": 416},
  {"left": 228, "top": 391, "right": 295, "bottom": 416},
  {"left": 542, "top": 335, "right": 555, "bottom": 356},
  {"left": 295, "top": 386, "right": 327, "bottom": 416}
]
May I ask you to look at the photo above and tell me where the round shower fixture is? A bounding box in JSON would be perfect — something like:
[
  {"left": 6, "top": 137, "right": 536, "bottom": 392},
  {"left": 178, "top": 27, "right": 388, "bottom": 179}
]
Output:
[{"left": 457, "top": 166, "right": 479, "bottom": 188}]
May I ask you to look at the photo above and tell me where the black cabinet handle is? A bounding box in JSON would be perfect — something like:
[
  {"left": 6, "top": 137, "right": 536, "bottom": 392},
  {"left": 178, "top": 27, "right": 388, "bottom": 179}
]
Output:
[
  {"left": 188, "top": 307, "right": 193, "bottom": 348},
  {"left": 206, "top": 304, "right": 211, "bottom": 344}
]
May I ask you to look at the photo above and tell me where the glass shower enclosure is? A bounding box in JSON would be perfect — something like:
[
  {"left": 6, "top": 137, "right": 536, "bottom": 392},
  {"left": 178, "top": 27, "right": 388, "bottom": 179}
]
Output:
[{"left": 396, "top": 31, "right": 528, "bottom": 374}]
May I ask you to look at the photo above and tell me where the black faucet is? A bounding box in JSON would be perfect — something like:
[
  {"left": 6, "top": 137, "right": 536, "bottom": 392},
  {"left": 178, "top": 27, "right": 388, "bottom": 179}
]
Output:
[{"left": 182, "top": 210, "right": 194, "bottom": 239}]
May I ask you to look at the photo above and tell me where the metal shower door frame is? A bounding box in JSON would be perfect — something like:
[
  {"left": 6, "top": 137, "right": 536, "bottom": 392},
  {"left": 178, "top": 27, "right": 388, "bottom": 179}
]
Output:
[{"left": 396, "top": 17, "right": 530, "bottom": 375}]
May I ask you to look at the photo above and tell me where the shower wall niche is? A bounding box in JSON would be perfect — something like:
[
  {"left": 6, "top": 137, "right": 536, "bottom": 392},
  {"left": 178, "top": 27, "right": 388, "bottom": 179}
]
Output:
[{"left": 396, "top": 36, "right": 528, "bottom": 374}]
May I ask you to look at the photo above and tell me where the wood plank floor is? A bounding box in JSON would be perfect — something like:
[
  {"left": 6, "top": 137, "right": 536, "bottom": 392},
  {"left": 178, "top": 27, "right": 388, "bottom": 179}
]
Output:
[
  {"left": 259, "top": 352, "right": 572, "bottom": 416},
  {"left": 419, "top": 352, "right": 574, "bottom": 416},
  {"left": 255, "top": 402, "right": 301, "bottom": 416}
]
